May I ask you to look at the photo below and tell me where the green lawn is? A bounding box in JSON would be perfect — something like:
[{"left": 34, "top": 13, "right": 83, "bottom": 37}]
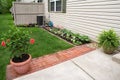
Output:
[{"left": 0, "top": 14, "right": 73, "bottom": 80}]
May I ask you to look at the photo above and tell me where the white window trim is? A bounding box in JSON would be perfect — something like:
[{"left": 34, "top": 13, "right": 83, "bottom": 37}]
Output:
[
  {"left": 50, "top": 0, "right": 62, "bottom": 12},
  {"left": 54, "top": 1, "right": 56, "bottom": 11}
]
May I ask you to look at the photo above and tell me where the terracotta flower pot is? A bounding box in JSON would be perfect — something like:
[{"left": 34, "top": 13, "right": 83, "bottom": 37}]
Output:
[{"left": 10, "top": 54, "right": 32, "bottom": 74}]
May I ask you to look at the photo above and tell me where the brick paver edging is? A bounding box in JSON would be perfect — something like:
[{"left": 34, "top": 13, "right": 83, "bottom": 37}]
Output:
[{"left": 6, "top": 44, "right": 95, "bottom": 80}]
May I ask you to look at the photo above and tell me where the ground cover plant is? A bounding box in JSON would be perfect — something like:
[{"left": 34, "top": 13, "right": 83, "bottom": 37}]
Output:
[{"left": 44, "top": 27, "right": 91, "bottom": 45}]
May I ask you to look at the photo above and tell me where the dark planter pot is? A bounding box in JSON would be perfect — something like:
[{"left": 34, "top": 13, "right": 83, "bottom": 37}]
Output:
[{"left": 10, "top": 54, "right": 32, "bottom": 74}]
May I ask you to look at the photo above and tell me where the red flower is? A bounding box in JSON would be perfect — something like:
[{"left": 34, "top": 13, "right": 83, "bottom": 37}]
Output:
[
  {"left": 1, "top": 41, "right": 6, "bottom": 47},
  {"left": 30, "top": 38, "right": 35, "bottom": 44}
]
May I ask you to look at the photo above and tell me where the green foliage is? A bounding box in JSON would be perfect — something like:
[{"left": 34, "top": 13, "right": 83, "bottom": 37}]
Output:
[
  {"left": 0, "top": 14, "right": 73, "bottom": 80},
  {"left": 50, "top": 28, "right": 91, "bottom": 45},
  {"left": 98, "top": 29, "right": 120, "bottom": 54},
  {"left": 0, "top": 0, "right": 15, "bottom": 14},
  {"left": 1, "top": 27, "right": 31, "bottom": 58}
]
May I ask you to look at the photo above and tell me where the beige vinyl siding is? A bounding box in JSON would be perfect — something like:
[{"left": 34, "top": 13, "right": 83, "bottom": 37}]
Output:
[
  {"left": 44, "top": 0, "right": 120, "bottom": 41},
  {"left": 20, "top": 0, "right": 35, "bottom": 2},
  {"left": 16, "top": 0, "right": 38, "bottom": 2}
]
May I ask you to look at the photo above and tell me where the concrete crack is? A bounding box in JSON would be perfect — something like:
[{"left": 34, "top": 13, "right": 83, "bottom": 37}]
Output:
[{"left": 71, "top": 60, "right": 95, "bottom": 80}]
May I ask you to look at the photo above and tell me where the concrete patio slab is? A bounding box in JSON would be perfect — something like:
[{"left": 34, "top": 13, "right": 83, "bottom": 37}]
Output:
[
  {"left": 14, "top": 61, "right": 93, "bottom": 80},
  {"left": 72, "top": 49, "right": 120, "bottom": 80}
]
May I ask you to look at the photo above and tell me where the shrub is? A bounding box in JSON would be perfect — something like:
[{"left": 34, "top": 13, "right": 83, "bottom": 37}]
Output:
[
  {"left": 98, "top": 29, "right": 120, "bottom": 54},
  {"left": 1, "top": 26, "right": 35, "bottom": 59},
  {"left": 0, "top": 0, "right": 15, "bottom": 14}
]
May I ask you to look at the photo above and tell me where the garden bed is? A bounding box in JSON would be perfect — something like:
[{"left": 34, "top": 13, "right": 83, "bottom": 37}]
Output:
[{"left": 43, "top": 27, "right": 91, "bottom": 45}]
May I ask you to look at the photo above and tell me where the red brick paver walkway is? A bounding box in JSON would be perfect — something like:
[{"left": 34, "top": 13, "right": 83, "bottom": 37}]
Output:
[{"left": 6, "top": 44, "right": 95, "bottom": 80}]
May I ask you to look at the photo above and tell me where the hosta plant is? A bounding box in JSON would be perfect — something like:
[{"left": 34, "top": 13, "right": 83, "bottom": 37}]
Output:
[
  {"left": 98, "top": 29, "right": 120, "bottom": 54},
  {"left": 49, "top": 28, "right": 91, "bottom": 45}
]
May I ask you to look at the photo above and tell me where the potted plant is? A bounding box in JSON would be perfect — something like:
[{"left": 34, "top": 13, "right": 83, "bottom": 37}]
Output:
[
  {"left": 1, "top": 27, "right": 35, "bottom": 74},
  {"left": 98, "top": 29, "right": 120, "bottom": 54}
]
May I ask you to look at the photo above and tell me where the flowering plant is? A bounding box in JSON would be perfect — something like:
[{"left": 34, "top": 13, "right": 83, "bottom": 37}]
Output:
[{"left": 1, "top": 27, "right": 35, "bottom": 59}]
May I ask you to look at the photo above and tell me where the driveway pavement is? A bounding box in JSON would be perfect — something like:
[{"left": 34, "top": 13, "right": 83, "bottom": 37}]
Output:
[{"left": 14, "top": 49, "right": 120, "bottom": 80}]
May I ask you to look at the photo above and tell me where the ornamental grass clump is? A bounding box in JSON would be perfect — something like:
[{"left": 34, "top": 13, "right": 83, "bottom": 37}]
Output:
[
  {"left": 98, "top": 29, "right": 120, "bottom": 54},
  {"left": 1, "top": 27, "right": 35, "bottom": 61}
]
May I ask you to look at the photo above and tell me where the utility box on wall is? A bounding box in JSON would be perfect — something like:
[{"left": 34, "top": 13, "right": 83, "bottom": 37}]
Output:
[{"left": 37, "top": 16, "right": 44, "bottom": 26}]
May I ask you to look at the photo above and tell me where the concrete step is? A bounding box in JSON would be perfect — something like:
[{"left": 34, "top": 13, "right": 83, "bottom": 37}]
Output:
[{"left": 112, "top": 53, "right": 120, "bottom": 64}]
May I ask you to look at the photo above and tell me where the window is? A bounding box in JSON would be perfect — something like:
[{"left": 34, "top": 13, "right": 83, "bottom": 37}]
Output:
[
  {"left": 51, "top": 1, "right": 54, "bottom": 11},
  {"left": 38, "top": 0, "right": 43, "bottom": 2},
  {"left": 48, "top": 0, "right": 66, "bottom": 13},
  {"left": 56, "top": 0, "right": 61, "bottom": 11}
]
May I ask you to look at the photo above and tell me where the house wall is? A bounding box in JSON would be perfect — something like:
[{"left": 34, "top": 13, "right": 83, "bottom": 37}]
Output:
[
  {"left": 44, "top": 0, "right": 120, "bottom": 41},
  {"left": 20, "top": 0, "right": 34, "bottom": 2},
  {"left": 13, "top": 2, "right": 44, "bottom": 25},
  {"left": 16, "top": 0, "right": 38, "bottom": 3}
]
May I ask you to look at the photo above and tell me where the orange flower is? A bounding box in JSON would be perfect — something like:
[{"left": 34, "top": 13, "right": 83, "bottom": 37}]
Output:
[
  {"left": 30, "top": 38, "right": 35, "bottom": 44},
  {"left": 1, "top": 41, "right": 6, "bottom": 47}
]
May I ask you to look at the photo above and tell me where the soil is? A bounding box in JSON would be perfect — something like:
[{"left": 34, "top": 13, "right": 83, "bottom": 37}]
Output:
[{"left": 12, "top": 54, "right": 29, "bottom": 63}]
